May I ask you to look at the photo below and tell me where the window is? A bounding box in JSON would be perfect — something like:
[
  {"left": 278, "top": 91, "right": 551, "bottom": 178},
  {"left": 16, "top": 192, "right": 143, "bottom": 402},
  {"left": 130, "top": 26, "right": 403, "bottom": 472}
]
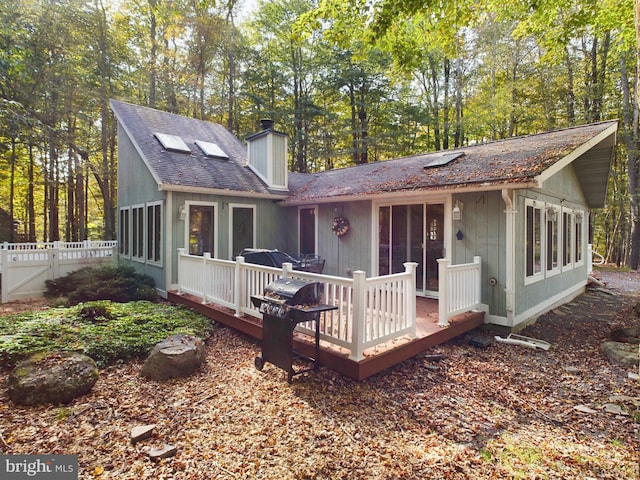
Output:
[
  {"left": 546, "top": 206, "right": 560, "bottom": 274},
  {"left": 525, "top": 201, "right": 543, "bottom": 280},
  {"left": 119, "top": 207, "right": 130, "bottom": 257},
  {"left": 526, "top": 200, "right": 585, "bottom": 281},
  {"left": 575, "top": 213, "right": 584, "bottom": 265},
  {"left": 132, "top": 205, "right": 144, "bottom": 260},
  {"left": 563, "top": 210, "right": 573, "bottom": 268},
  {"left": 188, "top": 203, "right": 216, "bottom": 256},
  {"left": 299, "top": 207, "right": 317, "bottom": 255},
  {"left": 147, "top": 202, "right": 162, "bottom": 263}
]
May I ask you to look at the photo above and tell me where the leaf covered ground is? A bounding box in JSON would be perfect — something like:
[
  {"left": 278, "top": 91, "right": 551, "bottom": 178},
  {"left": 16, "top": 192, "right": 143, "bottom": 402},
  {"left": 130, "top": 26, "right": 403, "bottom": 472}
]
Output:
[{"left": 1, "top": 274, "right": 639, "bottom": 479}]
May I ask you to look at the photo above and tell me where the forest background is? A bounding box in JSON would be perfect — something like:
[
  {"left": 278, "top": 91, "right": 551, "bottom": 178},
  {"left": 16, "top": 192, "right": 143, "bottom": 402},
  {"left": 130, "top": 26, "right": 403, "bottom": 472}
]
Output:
[{"left": 1, "top": 0, "right": 640, "bottom": 267}]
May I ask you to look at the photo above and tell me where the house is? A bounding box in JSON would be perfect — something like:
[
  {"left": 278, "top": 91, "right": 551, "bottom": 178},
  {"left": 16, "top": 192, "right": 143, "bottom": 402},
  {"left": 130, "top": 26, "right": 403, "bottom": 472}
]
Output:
[{"left": 111, "top": 99, "right": 617, "bottom": 332}]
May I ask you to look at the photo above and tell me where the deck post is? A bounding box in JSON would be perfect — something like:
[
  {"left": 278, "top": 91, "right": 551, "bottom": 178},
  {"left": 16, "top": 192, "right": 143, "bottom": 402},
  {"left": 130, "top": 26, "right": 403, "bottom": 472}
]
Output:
[
  {"left": 282, "top": 262, "right": 292, "bottom": 279},
  {"left": 176, "top": 248, "right": 185, "bottom": 294},
  {"left": 437, "top": 258, "right": 450, "bottom": 326},
  {"left": 403, "top": 262, "right": 418, "bottom": 337},
  {"left": 473, "top": 256, "right": 482, "bottom": 307},
  {"left": 234, "top": 256, "right": 245, "bottom": 317},
  {"left": 201, "top": 253, "right": 211, "bottom": 304},
  {"left": 350, "top": 270, "right": 367, "bottom": 361}
]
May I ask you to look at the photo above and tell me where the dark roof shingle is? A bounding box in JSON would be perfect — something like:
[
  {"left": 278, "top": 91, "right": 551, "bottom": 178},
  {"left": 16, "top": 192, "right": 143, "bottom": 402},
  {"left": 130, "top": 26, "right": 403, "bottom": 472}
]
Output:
[
  {"left": 281, "top": 121, "right": 617, "bottom": 205},
  {"left": 110, "top": 100, "right": 279, "bottom": 195}
]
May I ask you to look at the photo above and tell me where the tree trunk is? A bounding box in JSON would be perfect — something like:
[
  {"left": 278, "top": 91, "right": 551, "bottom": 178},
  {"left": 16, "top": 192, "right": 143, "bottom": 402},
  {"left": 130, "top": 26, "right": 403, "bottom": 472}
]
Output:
[
  {"left": 9, "top": 137, "right": 16, "bottom": 242},
  {"left": 454, "top": 58, "right": 463, "bottom": 148},
  {"left": 148, "top": 0, "right": 158, "bottom": 108},
  {"left": 620, "top": 54, "right": 640, "bottom": 269},
  {"left": 27, "top": 141, "right": 36, "bottom": 242},
  {"left": 564, "top": 45, "right": 576, "bottom": 124},
  {"left": 428, "top": 55, "right": 441, "bottom": 150}
]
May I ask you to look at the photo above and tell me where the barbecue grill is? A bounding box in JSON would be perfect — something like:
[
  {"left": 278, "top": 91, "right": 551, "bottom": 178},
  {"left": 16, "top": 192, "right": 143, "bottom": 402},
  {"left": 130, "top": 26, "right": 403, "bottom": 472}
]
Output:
[{"left": 251, "top": 278, "right": 337, "bottom": 382}]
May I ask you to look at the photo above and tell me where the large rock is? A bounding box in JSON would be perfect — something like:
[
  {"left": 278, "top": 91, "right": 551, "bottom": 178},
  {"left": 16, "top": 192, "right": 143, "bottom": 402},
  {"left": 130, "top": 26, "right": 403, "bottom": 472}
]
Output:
[
  {"left": 602, "top": 341, "right": 639, "bottom": 368},
  {"left": 8, "top": 351, "right": 99, "bottom": 406},
  {"left": 141, "top": 334, "right": 205, "bottom": 380}
]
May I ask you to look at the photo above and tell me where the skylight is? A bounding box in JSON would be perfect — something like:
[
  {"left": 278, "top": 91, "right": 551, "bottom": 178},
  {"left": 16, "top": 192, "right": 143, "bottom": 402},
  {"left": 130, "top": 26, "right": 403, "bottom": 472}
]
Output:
[
  {"left": 195, "top": 140, "right": 229, "bottom": 159},
  {"left": 423, "top": 152, "right": 465, "bottom": 169},
  {"left": 154, "top": 132, "right": 191, "bottom": 153}
]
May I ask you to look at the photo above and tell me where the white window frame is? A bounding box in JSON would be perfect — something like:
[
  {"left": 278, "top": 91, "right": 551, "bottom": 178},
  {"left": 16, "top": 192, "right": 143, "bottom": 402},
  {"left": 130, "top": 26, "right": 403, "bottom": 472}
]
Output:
[
  {"left": 561, "top": 207, "right": 575, "bottom": 271},
  {"left": 184, "top": 200, "right": 218, "bottom": 258},
  {"left": 131, "top": 203, "right": 145, "bottom": 262},
  {"left": 146, "top": 201, "right": 163, "bottom": 265},
  {"left": 228, "top": 203, "right": 256, "bottom": 259},
  {"left": 524, "top": 199, "right": 545, "bottom": 285},
  {"left": 545, "top": 205, "right": 561, "bottom": 278},
  {"left": 574, "top": 211, "right": 585, "bottom": 267},
  {"left": 118, "top": 206, "right": 131, "bottom": 259},
  {"left": 298, "top": 205, "right": 319, "bottom": 255}
]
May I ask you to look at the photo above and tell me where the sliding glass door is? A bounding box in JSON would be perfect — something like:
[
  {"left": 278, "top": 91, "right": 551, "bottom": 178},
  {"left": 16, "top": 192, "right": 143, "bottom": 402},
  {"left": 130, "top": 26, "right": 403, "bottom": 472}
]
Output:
[{"left": 378, "top": 203, "right": 444, "bottom": 295}]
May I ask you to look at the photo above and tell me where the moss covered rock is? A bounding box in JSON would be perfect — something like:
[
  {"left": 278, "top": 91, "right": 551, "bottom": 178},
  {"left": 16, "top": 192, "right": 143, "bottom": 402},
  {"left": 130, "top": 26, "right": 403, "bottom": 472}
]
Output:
[{"left": 7, "top": 351, "right": 98, "bottom": 405}]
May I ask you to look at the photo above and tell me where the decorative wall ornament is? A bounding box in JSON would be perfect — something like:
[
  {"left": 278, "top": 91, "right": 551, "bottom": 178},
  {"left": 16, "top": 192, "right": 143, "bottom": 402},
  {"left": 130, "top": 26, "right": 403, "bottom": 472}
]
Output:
[{"left": 332, "top": 216, "right": 350, "bottom": 237}]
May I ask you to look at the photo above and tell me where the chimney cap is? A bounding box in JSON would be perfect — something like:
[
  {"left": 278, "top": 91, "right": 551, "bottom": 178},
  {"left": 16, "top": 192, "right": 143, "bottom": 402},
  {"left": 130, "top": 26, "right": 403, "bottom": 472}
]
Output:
[{"left": 259, "top": 118, "right": 274, "bottom": 131}]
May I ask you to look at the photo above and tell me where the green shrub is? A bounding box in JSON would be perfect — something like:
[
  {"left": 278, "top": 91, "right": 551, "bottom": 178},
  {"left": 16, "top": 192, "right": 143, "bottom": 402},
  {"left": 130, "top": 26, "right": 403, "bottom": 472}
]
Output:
[
  {"left": 45, "top": 264, "right": 158, "bottom": 305},
  {"left": 0, "top": 301, "right": 214, "bottom": 368}
]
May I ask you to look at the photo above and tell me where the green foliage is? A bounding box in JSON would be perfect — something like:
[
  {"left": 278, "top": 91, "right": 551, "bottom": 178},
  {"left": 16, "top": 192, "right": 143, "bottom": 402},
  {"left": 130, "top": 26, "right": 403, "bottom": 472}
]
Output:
[
  {"left": 0, "top": 301, "right": 215, "bottom": 368},
  {"left": 44, "top": 264, "right": 158, "bottom": 305}
]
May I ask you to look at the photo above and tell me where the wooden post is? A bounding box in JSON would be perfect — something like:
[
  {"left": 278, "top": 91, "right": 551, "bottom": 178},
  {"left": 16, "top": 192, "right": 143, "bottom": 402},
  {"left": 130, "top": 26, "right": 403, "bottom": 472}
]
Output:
[
  {"left": 437, "top": 258, "right": 450, "bottom": 326},
  {"left": 234, "top": 256, "right": 244, "bottom": 317},
  {"left": 350, "top": 270, "right": 366, "bottom": 361},
  {"left": 473, "top": 256, "right": 482, "bottom": 307},
  {"left": 403, "top": 262, "right": 418, "bottom": 337},
  {"left": 282, "top": 262, "right": 292, "bottom": 279},
  {"left": 176, "top": 248, "right": 185, "bottom": 295},
  {"left": 201, "top": 252, "right": 211, "bottom": 304}
]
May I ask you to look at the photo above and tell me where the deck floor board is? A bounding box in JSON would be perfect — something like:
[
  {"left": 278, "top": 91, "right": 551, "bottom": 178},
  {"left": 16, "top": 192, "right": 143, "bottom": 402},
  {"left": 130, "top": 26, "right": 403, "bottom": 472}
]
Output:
[{"left": 168, "top": 292, "right": 484, "bottom": 380}]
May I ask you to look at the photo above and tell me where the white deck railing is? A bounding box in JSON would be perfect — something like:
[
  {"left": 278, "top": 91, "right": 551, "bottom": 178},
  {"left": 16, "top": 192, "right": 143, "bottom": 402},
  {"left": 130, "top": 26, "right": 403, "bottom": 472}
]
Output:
[
  {"left": 437, "top": 256, "right": 483, "bottom": 326},
  {"left": 176, "top": 248, "right": 419, "bottom": 361}
]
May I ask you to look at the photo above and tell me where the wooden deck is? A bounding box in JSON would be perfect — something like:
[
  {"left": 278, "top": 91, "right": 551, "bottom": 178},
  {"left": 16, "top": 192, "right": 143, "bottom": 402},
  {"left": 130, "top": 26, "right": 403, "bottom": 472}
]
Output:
[{"left": 168, "top": 291, "right": 485, "bottom": 381}]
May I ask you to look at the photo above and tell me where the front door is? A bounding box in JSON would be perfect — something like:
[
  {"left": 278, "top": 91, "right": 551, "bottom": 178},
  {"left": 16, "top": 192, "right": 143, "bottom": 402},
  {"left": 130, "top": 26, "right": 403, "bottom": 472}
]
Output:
[
  {"left": 231, "top": 205, "right": 255, "bottom": 258},
  {"left": 378, "top": 203, "right": 444, "bottom": 296}
]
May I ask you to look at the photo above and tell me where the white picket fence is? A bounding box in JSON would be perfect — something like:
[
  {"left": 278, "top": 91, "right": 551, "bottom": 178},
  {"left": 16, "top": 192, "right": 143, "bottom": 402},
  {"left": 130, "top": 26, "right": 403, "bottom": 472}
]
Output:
[
  {"left": 176, "top": 248, "right": 483, "bottom": 361},
  {"left": 1, "top": 241, "right": 117, "bottom": 303}
]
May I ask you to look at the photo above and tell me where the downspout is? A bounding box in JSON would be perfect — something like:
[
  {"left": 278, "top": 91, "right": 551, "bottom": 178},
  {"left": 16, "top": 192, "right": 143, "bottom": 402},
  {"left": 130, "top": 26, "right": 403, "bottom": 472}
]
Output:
[
  {"left": 166, "top": 191, "right": 173, "bottom": 296},
  {"left": 501, "top": 189, "right": 516, "bottom": 326}
]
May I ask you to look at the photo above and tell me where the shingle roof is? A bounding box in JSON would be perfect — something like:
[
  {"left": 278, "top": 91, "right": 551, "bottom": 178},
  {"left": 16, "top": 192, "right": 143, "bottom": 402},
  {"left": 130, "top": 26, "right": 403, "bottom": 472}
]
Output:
[
  {"left": 111, "top": 99, "right": 616, "bottom": 207},
  {"left": 110, "top": 99, "right": 281, "bottom": 196},
  {"left": 282, "top": 121, "right": 617, "bottom": 206}
]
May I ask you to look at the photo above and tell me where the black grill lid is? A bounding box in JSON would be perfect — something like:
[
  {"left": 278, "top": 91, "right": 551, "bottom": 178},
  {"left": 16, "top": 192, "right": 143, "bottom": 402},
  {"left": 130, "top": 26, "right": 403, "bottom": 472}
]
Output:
[{"left": 263, "top": 278, "right": 320, "bottom": 305}]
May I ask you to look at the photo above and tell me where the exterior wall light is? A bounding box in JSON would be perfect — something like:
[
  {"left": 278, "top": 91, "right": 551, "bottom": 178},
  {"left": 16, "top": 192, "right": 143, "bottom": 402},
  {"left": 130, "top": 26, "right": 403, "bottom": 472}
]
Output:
[{"left": 452, "top": 201, "right": 462, "bottom": 221}]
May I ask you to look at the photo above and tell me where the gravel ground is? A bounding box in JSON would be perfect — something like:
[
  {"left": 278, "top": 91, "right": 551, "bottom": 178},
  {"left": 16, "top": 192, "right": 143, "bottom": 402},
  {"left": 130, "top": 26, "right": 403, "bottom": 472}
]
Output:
[{"left": 593, "top": 268, "right": 640, "bottom": 294}]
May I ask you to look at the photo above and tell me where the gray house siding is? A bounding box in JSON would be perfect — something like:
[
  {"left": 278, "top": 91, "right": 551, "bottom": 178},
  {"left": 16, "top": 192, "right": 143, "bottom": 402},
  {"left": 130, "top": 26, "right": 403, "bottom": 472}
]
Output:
[
  {"left": 278, "top": 201, "right": 374, "bottom": 278},
  {"left": 168, "top": 193, "right": 288, "bottom": 284},
  {"left": 117, "top": 128, "right": 167, "bottom": 291},
  {"left": 117, "top": 129, "right": 164, "bottom": 206},
  {"left": 512, "top": 164, "right": 589, "bottom": 325},
  {"left": 451, "top": 191, "right": 507, "bottom": 318},
  {"left": 317, "top": 201, "right": 373, "bottom": 277}
]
